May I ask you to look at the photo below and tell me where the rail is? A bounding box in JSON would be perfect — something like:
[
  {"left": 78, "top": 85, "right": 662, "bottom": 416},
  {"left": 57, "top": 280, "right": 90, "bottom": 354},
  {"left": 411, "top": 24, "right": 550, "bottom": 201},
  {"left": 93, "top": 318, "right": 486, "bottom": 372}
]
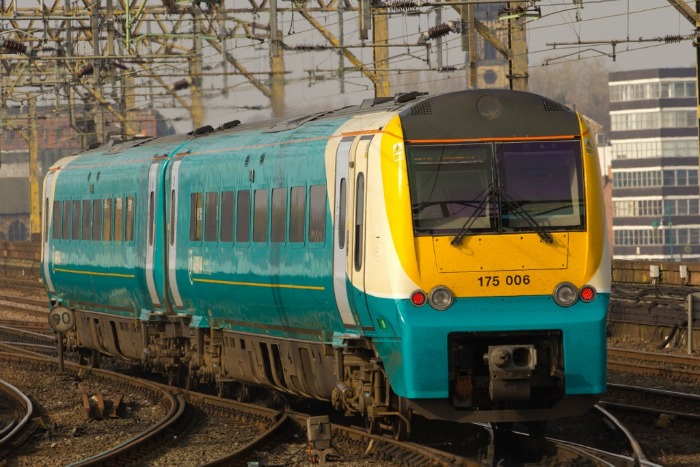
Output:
[
  {"left": 0, "top": 378, "right": 34, "bottom": 449},
  {"left": 608, "top": 347, "right": 700, "bottom": 384}
]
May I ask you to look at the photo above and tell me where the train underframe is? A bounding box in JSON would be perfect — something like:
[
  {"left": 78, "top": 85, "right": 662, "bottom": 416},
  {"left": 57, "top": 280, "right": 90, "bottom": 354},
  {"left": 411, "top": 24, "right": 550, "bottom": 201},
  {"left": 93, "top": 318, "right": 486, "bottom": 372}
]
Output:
[{"left": 66, "top": 309, "right": 592, "bottom": 439}]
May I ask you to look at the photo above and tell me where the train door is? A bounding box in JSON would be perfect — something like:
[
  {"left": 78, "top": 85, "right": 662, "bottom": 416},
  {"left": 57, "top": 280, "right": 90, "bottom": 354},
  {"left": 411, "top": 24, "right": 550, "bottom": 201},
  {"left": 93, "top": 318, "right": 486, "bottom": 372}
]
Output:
[
  {"left": 41, "top": 171, "right": 56, "bottom": 294},
  {"left": 165, "top": 159, "right": 185, "bottom": 310},
  {"left": 347, "top": 135, "right": 374, "bottom": 328},
  {"left": 145, "top": 160, "right": 168, "bottom": 310},
  {"left": 332, "top": 137, "right": 358, "bottom": 330}
]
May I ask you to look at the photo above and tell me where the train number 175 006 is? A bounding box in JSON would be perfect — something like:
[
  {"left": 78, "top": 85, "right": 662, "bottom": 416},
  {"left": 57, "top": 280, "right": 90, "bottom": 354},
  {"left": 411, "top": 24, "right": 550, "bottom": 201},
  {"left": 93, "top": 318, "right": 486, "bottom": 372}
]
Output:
[{"left": 477, "top": 275, "right": 530, "bottom": 287}]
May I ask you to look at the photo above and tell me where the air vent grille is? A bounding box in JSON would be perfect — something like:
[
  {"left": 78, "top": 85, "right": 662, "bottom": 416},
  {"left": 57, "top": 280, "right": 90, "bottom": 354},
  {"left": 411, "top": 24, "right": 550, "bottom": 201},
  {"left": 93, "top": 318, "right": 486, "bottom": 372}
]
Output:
[
  {"left": 542, "top": 98, "right": 569, "bottom": 112},
  {"left": 411, "top": 101, "right": 433, "bottom": 116}
]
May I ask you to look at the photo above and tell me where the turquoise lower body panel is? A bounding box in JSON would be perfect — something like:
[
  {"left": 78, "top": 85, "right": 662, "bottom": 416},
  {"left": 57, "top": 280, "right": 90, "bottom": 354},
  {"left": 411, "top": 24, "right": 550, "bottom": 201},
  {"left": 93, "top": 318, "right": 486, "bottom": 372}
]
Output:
[{"left": 370, "top": 294, "right": 609, "bottom": 399}]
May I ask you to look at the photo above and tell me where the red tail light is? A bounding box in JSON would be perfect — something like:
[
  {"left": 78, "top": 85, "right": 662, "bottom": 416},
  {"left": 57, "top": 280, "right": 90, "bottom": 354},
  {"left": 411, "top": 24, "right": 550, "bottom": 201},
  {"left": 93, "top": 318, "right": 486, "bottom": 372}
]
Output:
[
  {"left": 579, "top": 285, "right": 596, "bottom": 302},
  {"left": 410, "top": 290, "right": 427, "bottom": 307}
]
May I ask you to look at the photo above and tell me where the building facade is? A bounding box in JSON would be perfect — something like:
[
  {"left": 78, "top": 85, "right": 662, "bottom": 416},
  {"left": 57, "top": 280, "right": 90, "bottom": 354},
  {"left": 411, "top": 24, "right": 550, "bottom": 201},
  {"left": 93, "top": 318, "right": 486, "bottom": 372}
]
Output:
[{"left": 609, "top": 68, "right": 700, "bottom": 261}]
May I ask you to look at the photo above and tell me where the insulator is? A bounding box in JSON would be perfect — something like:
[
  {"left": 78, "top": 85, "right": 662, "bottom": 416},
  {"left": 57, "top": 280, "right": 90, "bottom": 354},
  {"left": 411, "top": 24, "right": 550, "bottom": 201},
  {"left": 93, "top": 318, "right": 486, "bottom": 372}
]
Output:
[
  {"left": 171, "top": 79, "right": 190, "bottom": 91},
  {"left": 2, "top": 38, "right": 27, "bottom": 55},
  {"left": 161, "top": 0, "right": 177, "bottom": 14},
  {"left": 437, "top": 66, "right": 457, "bottom": 73},
  {"left": 663, "top": 35, "right": 683, "bottom": 44},
  {"left": 111, "top": 61, "right": 129, "bottom": 71},
  {"left": 387, "top": 0, "right": 418, "bottom": 11},
  {"left": 293, "top": 44, "right": 327, "bottom": 52},
  {"left": 426, "top": 23, "right": 452, "bottom": 40},
  {"left": 76, "top": 63, "right": 94, "bottom": 78}
]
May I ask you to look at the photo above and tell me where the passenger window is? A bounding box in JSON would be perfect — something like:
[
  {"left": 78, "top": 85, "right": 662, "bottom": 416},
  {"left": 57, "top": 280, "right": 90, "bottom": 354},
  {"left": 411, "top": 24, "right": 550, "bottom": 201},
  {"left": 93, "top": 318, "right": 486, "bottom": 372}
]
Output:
[
  {"left": 52, "top": 200, "right": 61, "bottom": 240},
  {"left": 220, "top": 191, "right": 234, "bottom": 242},
  {"left": 114, "top": 198, "right": 124, "bottom": 242},
  {"left": 309, "top": 185, "right": 326, "bottom": 243},
  {"left": 236, "top": 190, "right": 251, "bottom": 243},
  {"left": 253, "top": 189, "right": 269, "bottom": 243},
  {"left": 92, "top": 199, "right": 102, "bottom": 241},
  {"left": 125, "top": 196, "right": 134, "bottom": 241},
  {"left": 62, "top": 200, "right": 70, "bottom": 239},
  {"left": 289, "top": 186, "right": 306, "bottom": 243},
  {"left": 354, "top": 174, "right": 365, "bottom": 271},
  {"left": 103, "top": 199, "right": 113, "bottom": 241},
  {"left": 72, "top": 200, "right": 80, "bottom": 240},
  {"left": 190, "top": 192, "right": 203, "bottom": 241},
  {"left": 205, "top": 192, "right": 219, "bottom": 242},
  {"left": 271, "top": 188, "right": 287, "bottom": 243},
  {"left": 82, "top": 200, "right": 91, "bottom": 240}
]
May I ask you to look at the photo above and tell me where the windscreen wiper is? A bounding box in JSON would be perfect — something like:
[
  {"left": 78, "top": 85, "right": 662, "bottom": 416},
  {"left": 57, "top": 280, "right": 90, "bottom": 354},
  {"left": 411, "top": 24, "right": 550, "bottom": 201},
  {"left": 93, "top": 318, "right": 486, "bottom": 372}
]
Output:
[
  {"left": 498, "top": 187, "right": 554, "bottom": 244},
  {"left": 451, "top": 184, "right": 554, "bottom": 246},
  {"left": 450, "top": 184, "right": 494, "bottom": 246}
]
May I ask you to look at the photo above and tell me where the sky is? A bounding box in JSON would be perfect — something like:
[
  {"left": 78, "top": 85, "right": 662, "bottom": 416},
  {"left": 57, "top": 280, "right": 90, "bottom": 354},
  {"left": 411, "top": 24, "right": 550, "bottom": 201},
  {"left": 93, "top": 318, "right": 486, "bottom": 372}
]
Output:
[{"left": 527, "top": 0, "right": 696, "bottom": 71}]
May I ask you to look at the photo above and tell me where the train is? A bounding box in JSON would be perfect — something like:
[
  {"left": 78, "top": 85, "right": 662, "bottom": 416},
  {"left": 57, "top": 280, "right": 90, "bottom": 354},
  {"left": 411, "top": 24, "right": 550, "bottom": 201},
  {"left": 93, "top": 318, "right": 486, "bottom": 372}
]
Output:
[{"left": 41, "top": 89, "right": 611, "bottom": 439}]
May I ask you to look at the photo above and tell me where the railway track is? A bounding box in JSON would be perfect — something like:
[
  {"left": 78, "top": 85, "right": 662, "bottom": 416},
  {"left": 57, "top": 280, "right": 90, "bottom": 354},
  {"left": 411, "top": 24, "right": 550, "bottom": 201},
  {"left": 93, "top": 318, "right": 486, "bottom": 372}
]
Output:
[
  {"left": 608, "top": 347, "right": 700, "bottom": 384},
  {"left": 604, "top": 383, "right": 700, "bottom": 420},
  {"left": 0, "top": 341, "right": 628, "bottom": 466},
  {"left": 0, "top": 377, "right": 35, "bottom": 461},
  {"left": 0, "top": 347, "right": 477, "bottom": 466},
  {"left": 599, "top": 384, "right": 700, "bottom": 465},
  {"left": 0, "top": 278, "right": 50, "bottom": 322},
  {"left": 0, "top": 262, "right": 693, "bottom": 465},
  {"left": 0, "top": 277, "right": 45, "bottom": 294}
]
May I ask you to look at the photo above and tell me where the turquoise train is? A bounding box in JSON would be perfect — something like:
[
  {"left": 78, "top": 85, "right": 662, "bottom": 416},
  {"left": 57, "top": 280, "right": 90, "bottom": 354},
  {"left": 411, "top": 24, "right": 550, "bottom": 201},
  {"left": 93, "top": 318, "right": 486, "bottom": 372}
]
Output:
[{"left": 41, "top": 90, "right": 610, "bottom": 438}]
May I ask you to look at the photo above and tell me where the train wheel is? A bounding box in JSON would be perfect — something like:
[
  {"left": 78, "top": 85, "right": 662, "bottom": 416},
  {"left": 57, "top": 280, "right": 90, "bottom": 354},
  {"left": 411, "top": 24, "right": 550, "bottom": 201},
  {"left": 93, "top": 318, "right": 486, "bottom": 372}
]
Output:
[
  {"left": 89, "top": 350, "right": 101, "bottom": 368},
  {"left": 365, "top": 416, "right": 380, "bottom": 435},
  {"left": 77, "top": 350, "right": 89, "bottom": 366},
  {"left": 216, "top": 382, "right": 230, "bottom": 398},
  {"left": 185, "top": 372, "right": 198, "bottom": 391},
  {"left": 232, "top": 383, "right": 249, "bottom": 402},
  {"left": 392, "top": 417, "right": 409, "bottom": 441},
  {"left": 392, "top": 394, "right": 411, "bottom": 441},
  {"left": 185, "top": 362, "right": 199, "bottom": 391},
  {"left": 167, "top": 366, "right": 182, "bottom": 387}
]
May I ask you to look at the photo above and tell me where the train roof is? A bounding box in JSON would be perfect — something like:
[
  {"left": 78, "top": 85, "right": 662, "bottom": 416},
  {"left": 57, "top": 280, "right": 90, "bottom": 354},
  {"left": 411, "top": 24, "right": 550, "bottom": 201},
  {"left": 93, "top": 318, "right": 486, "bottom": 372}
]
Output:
[
  {"left": 59, "top": 89, "right": 580, "bottom": 167},
  {"left": 174, "top": 89, "right": 580, "bottom": 142}
]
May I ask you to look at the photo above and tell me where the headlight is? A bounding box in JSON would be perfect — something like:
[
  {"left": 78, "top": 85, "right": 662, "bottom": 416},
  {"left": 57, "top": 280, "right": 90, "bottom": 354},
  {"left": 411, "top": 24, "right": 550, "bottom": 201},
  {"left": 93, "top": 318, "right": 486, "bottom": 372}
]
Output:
[
  {"left": 429, "top": 286, "right": 454, "bottom": 311},
  {"left": 553, "top": 282, "right": 578, "bottom": 307}
]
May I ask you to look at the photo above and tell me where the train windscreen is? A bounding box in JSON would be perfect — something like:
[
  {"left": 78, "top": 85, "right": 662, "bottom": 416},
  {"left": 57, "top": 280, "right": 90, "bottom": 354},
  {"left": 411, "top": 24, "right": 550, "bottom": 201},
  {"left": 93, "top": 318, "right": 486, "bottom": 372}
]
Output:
[{"left": 407, "top": 140, "right": 585, "bottom": 236}]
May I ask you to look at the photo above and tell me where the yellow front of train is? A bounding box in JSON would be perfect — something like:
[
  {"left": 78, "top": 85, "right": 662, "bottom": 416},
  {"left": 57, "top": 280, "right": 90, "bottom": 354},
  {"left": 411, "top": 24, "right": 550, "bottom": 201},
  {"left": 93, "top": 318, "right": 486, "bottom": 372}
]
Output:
[{"left": 365, "top": 90, "right": 610, "bottom": 423}]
